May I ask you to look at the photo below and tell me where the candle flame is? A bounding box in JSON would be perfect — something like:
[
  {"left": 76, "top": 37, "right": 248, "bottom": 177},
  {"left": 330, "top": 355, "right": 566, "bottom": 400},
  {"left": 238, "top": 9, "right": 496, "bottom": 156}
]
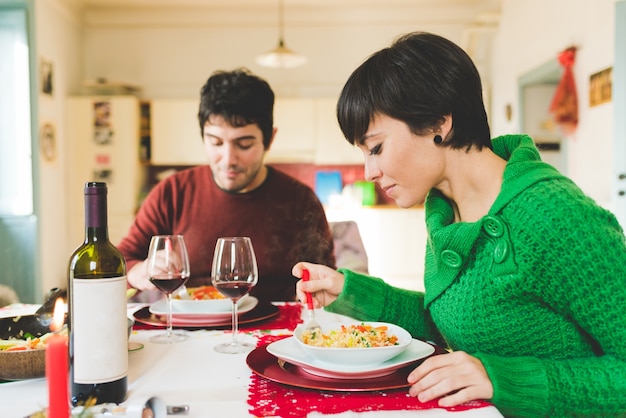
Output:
[{"left": 51, "top": 298, "right": 65, "bottom": 332}]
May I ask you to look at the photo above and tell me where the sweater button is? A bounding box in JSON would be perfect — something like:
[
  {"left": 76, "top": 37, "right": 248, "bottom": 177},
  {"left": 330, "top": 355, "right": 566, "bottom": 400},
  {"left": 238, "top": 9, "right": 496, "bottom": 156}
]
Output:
[
  {"left": 494, "top": 241, "right": 509, "bottom": 263},
  {"left": 483, "top": 216, "right": 504, "bottom": 237},
  {"left": 441, "top": 250, "right": 462, "bottom": 268}
]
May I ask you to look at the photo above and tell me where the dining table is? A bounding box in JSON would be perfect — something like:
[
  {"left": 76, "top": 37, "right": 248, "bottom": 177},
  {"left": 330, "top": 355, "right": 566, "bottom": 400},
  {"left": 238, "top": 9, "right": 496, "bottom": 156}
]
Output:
[{"left": 0, "top": 301, "right": 504, "bottom": 418}]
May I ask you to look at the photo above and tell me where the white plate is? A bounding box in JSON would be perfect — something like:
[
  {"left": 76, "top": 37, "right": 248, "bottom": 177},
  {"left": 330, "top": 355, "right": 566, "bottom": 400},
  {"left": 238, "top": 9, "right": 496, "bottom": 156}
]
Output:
[
  {"left": 149, "top": 296, "right": 258, "bottom": 320},
  {"left": 266, "top": 337, "right": 435, "bottom": 379},
  {"left": 172, "top": 297, "right": 232, "bottom": 313}
]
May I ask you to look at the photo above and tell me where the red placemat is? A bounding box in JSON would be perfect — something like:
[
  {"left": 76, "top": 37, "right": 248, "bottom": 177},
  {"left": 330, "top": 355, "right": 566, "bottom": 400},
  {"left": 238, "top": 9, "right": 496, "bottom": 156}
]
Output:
[
  {"left": 248, "top": 335, "right": 492, "bottom": 417},
  {"left": 241, "top": 303, "right": 303, "bottom": 332}
]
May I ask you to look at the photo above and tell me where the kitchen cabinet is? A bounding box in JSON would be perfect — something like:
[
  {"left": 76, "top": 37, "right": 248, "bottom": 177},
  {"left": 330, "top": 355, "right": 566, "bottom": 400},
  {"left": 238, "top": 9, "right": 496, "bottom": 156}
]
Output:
[
  {"left": 270, "top": 98, "right": 363, "bottom": 164},
  {"left": 268, "top": 99, "right": 316, "bottom": 163},
  {"left": 314, "top": 98, "right": 363, "bottom": 165},
  {"left": 148, "top": 97, "right": 363, "bottom": 165},
  {"left": 325, "top": 206, "right": 427, "bottom": 291},
  {"left": 66, "top": 96, "right": 144, "bottom": 245},
  {"left": 150, "top": 99, "right": 205, "bottom": 165}
]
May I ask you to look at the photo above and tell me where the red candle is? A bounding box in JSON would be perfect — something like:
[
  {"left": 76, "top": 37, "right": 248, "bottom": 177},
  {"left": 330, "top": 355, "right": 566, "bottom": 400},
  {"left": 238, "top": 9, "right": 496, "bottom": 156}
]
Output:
[{"left": 46, "top": 298, "right": 70, "bottom": 418}]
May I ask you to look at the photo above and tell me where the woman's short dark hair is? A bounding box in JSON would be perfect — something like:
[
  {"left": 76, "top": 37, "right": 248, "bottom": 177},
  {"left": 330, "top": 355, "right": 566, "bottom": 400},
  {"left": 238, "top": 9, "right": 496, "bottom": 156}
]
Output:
[
  {"left": 337, "top": 32, "right": 491, "bottom": 151},
  {"left": 198, "top": 68, "right": 274, "bottom": 148}
]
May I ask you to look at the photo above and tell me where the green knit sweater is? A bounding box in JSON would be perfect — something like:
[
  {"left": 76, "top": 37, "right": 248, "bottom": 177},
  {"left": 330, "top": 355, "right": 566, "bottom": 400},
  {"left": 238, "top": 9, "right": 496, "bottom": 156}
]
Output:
[{"left": 325, "top": 134, "right": 626, "bottom": 417}]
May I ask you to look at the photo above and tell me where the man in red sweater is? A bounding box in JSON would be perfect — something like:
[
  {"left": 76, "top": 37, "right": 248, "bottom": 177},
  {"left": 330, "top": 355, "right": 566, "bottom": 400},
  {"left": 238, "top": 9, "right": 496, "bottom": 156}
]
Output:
[{"left": 118, "top": 69, "right": 336, "bottom": 303}]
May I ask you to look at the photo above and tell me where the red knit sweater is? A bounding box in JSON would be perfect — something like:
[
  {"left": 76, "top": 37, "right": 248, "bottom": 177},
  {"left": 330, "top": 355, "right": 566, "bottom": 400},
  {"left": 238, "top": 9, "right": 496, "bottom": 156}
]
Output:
[{"left": 117, "top": 166, "right": 336, "bottom": 302}]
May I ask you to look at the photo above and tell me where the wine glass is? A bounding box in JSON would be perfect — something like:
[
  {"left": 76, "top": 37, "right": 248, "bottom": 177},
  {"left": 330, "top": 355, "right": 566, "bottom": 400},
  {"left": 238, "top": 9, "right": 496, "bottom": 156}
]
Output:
[
  {"left": 211, "top": 237, "right": 258, "bottom": 354},
  {"left": 146, "top": 235, "right": 191, "bottom": 344}
]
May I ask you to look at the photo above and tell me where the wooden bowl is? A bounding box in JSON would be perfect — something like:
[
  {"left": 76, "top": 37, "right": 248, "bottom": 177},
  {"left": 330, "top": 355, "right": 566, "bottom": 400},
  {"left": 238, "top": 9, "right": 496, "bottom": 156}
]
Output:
[
  {"left": 0, "top": 348, "right": 46, "bottom": 380},
  {"left": 0, "top": 314, "right": 51, "bottom": 380}
]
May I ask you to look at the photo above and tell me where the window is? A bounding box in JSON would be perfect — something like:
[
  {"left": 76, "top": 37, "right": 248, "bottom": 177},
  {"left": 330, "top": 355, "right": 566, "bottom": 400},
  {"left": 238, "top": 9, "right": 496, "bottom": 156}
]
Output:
[{"left": 0, "top": 7, "right": 32, "bottom": 216}]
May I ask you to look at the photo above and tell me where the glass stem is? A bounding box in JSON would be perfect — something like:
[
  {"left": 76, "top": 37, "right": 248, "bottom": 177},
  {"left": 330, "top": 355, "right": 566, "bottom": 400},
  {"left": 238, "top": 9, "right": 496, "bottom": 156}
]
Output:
[
  {"left": 166, "top": 293, "right": 173, "bottom": 339},
  {"left": 231, "top": 299, "right": 239, "bottom": 346}
]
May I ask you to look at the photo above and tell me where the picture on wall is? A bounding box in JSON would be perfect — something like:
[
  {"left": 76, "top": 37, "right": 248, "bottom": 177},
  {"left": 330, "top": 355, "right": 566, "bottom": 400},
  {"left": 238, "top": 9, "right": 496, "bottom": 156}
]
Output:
[
  {"left": 40, "top": 58, "right": 53, "bottom": 96},
  {"left": 40, "top": 122, "right": 56, "bottom": 162},
  {"left": 93, "top": 101, "right": 114, "bottom": 145},
  {"left": 589, "top": 67, "right": 612, "bottom": 107}
]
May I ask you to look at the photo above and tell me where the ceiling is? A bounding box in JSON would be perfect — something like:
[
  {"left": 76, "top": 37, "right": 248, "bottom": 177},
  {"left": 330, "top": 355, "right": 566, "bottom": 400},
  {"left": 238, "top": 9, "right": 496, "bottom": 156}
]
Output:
[
  {"left": 63, "top": 0, "right": 503, "bottom": 97},
  {"left": 70, "top": 0, "right": 502, "bottom": 71},
  {"left": 70, "top": 0, "right": 502, "bottom": 31}
]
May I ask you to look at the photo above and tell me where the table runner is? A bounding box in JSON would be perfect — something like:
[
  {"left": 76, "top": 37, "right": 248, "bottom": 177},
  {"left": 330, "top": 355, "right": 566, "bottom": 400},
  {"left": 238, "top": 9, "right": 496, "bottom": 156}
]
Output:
[
  {"left": 241, "top": 303, "right": 303, "bottom": 332},
  {"left": 247, "top": 334, "right": 492, "bottom": 417}
]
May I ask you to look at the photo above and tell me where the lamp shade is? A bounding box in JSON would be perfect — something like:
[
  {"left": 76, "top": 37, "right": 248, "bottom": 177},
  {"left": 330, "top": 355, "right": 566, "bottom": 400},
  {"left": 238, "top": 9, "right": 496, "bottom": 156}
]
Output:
[
  {"left": 256, "top": 0, "right": 307, "bottom": 69},
  {"left": 256, "top": 39, "right": 307, "bottom": 69}
]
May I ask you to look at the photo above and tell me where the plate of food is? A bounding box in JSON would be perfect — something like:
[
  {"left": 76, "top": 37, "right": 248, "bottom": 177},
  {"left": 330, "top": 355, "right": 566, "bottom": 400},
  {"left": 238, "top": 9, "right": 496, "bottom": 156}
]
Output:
[
  {"left": 166, "top": 297, "right": 257, "bottom": 325},
  {"left": 134, "top": 301, "right": 279, "bottom": 329},
  {"left": 174, "top": 285, "right": 227, "bottom": 301},
  {"left": 172, "top": 285, "right": 231, "bottom": 312},
  {"left": 149, "top": 296, "right": 258, "bottom": 320},
  {"left": 248, "top": 342, "right": 434, "bottom": 391},
  {"left": 149, "top": 286, "right": 257, "bottom": 319},
  {"left": 267, "top": 337, "right": 435, "bottom": 379}
]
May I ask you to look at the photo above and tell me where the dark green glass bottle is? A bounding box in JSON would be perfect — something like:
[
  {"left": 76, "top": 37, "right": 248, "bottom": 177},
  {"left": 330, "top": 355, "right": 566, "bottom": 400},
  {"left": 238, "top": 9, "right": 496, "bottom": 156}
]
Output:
[{"left": 68, "top": 182, "right": 128, "bottom": 405}]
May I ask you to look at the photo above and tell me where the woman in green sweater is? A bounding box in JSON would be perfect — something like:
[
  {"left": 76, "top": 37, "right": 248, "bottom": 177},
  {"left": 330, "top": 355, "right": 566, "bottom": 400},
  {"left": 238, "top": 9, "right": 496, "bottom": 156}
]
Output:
[{"left": 293, "top": 32, "right": 626, "bottom": 417}]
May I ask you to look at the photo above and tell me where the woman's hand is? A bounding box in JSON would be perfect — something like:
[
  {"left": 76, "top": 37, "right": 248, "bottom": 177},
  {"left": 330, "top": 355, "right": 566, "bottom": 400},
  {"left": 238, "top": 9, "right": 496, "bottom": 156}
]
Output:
[
  {"left": 292, "top": 262, "right": 345, "bottom": 308},
  {"left": 407, "top": 351, "right": 493, "bottom": 407}
]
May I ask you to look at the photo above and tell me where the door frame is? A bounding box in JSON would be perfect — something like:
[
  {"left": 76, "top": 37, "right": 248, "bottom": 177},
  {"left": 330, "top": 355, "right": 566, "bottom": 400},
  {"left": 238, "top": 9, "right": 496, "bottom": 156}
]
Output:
[{"left": 613, "top": 0, "right": 626, "bottom": 228}]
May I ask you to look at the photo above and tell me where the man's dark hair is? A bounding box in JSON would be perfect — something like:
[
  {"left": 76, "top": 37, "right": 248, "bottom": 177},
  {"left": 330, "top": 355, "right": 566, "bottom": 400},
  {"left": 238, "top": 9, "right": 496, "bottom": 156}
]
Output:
[{"left": 198, "top": 68, "right": 274, "bottom": 148}]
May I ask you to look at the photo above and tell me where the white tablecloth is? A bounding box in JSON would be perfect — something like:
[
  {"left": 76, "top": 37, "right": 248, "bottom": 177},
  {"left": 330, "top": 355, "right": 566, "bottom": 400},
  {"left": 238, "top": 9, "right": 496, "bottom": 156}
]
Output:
[{"left": 0, "top": 305, "right": 503, "bottom": 418}]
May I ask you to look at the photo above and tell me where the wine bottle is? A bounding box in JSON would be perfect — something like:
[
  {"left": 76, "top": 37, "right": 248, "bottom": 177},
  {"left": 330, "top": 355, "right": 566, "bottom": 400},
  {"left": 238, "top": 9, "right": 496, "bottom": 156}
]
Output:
[{"left": 68, "top": 182, "right": 128, "bottom": 406}]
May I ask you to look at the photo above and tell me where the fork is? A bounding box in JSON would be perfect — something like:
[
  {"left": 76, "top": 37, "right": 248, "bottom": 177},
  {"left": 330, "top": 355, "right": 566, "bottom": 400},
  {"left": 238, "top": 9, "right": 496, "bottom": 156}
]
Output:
[{"left": 301, "top": 269, "right": 321, "bottom": 335}]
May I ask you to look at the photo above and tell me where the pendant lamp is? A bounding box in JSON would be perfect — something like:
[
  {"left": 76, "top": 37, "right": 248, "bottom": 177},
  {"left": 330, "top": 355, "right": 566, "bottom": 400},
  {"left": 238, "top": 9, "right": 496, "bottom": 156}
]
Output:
[{"left": 256, "top": 0, "right": 307, "bottom": 69}]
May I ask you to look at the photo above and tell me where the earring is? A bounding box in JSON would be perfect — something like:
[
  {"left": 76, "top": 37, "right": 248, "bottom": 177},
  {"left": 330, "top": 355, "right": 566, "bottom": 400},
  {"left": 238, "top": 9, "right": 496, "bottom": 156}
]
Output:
[{"left": 434, "top": 135, "right": 443, "bottom": 144}]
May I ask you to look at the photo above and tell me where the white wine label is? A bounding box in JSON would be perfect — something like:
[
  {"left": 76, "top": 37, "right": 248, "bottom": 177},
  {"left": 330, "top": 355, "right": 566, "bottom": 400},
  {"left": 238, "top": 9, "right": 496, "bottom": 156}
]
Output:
[{"left": 72, "top": 276, "right": 129, "bottom": 384}]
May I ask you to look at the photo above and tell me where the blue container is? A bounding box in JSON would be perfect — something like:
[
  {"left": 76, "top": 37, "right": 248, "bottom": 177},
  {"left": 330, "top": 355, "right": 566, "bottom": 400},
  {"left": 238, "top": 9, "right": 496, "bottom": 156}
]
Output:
[{"left": 314, "top": 171, "right": 343, "bottom": 205}]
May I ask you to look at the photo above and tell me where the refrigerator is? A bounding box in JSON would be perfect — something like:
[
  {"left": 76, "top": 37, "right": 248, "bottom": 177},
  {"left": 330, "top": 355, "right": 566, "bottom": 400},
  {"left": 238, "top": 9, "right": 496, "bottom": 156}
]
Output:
[{"left": 66, "top": 96, "right": 144, "bottom": 246}]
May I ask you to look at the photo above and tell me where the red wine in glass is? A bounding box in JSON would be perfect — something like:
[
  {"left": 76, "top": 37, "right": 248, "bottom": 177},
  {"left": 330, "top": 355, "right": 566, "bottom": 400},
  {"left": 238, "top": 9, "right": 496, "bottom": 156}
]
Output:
[
  {"left": 150, "top": 275, "right": 189, "bottom": 294},
  {"left": 214, "top": 281, "right": 254, "bottom": 299}
]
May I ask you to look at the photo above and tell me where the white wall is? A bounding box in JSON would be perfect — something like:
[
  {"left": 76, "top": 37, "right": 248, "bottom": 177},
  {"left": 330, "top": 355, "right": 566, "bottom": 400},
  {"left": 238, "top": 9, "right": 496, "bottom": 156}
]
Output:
[
  {"left": 35, "top": 0, "right": 83, "bottom": 293},
  {"left": 489, "top": 0, "right": 616, "bottom": 207}
]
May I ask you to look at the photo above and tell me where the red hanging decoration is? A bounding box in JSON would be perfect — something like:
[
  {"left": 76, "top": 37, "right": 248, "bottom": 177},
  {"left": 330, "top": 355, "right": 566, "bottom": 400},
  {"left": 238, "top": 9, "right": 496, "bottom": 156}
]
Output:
[{"left": 549, "top": 46, "right": 578, "bottom": 135}]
